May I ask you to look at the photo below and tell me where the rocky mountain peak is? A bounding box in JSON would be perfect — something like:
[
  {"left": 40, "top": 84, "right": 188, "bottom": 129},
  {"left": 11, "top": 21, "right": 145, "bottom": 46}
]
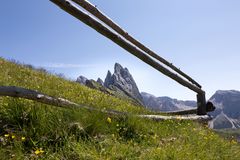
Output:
[
  {"left": 209, "top": 90, "right": 240, "bottom": 129},
  {"left": 97, "top": 78, "right": 104, "bottom": 86},
  {"left": 215, "top": 90, "right": 240, "bottom": 95},
  {"left": 104, "top": 63, "right": 143, "bottom": 105},
  {"left": 104, "top": 71, "right": 113, "bottom": 87},
  {"left": 113, "top": 63, "right": 132, "bottom": 80},
  {"left": 76, "top": 75, "right": 88, "bottom": 85},
  {"left": 114, "top": 63, "right": 123, "bottom": 73}
]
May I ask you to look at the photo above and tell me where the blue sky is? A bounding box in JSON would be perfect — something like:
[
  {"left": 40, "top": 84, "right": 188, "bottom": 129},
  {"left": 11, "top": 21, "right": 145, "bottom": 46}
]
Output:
[{"left": 1, "top": 0, "right": 240, "bottom": 100}]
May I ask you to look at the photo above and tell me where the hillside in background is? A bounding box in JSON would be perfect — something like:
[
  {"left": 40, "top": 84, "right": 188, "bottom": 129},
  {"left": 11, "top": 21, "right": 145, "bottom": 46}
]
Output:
[{"left": 0, "top": 58, "right": 239, "bottom": 159}]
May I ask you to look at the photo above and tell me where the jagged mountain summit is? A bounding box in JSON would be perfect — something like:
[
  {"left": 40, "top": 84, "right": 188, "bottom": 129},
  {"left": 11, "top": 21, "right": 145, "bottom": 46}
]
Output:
[
  {"left": 76, "top": 63, "right": 144, "bottom": 105},
  {"left": 104, "top": 63, "right": 144, "bottom": 105},
  {"left": 141, "top": 92, "right": 196, "bottom": 111},
  {"left": 76, "top": 63, "right": 198, "bottom": 110},
  {"left": 97, "top": 78, "right": 104, "bottom": 86},
  {"left": 209, "top": 90, "right": 240, "bottom": 129}
]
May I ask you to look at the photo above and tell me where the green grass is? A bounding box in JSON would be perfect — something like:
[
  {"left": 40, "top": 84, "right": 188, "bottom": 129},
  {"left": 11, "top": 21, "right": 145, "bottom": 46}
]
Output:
[
  {"left": 214, "top": 128, "right": 240, "bottom": 141},
  {"left": 0, "top": 57, "right": 239, "bottom": 159},
  {"left": 0, "top": 58, "right": 149, "bottom": 114}
]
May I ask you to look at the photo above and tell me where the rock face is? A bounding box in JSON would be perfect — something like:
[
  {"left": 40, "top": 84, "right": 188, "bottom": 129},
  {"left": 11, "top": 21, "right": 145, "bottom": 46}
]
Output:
[
  {"left": 85, "top": 79, "right": 111, "bottom": 94},
  {"left": 76, "top": 63, "right": 143, "bottom": 105},
  {"left": 97, "top": 78, "right": 104, "bottom": 86},
  {"left": 209, "top": 90, "right": 240, "bottom": 129},
  {"left": 76, "top": 76, "right": 88, "bottom": 85},
  {"left": 141, "top": 92, "right": 196, "bottom": 111},
  {"left": 104, "top": 71, "right": 113, "bottom": 87},
  {"left": 209, "top": 112, "right": 237, "bottom": 129},
  {"left": 104, "top": 63, "right": 143, "bottom": 105}
]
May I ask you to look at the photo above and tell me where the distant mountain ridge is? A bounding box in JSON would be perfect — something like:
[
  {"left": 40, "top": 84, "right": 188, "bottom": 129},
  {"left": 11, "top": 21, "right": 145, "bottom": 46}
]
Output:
[
  {"left": 76, "top": 63, "right": 240, "bottom": 130},
  {"left": 209, "top": 90, "right": 240, "bottom": 129},
  {"left": 141, "top": 92, "right": 196, "bottom": 111}
]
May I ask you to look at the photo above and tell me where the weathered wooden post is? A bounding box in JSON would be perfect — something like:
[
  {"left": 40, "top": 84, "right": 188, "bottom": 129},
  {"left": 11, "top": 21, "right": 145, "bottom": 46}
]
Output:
[{"left": 197, "top": 93, "right": 206, "bottom": 115}]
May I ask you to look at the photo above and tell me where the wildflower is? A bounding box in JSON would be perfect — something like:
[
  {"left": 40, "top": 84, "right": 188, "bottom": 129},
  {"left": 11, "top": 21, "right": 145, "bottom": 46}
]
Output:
[
  {"left": 153, "top": 134, "right": 158, "bottom": 140},
  {"left": 176, "top": 116, "right": 182, "bottom": 120},
  {"left": 21, "top": 137, "right": 26, "bottom": 141},
  {"left": 11, "top": 135, "right": 15, "bottom": 139},
  {"left": 35, "top": 150, "right": 40, "bottom": 155},
  {"left": 107, "top": 117, "right": 112, "bottom": 123},
  {"left": 4, "top": 134, "right": 9, "bottom": 138},
  {"left": 231, "top": 140, "right": 237, "bottom": 145},
  {"left": 10, "top": 154, "right": 15, "bottom": 158},
  {"left": 35, "top": 148, "right": 44, "bottom": 155}
]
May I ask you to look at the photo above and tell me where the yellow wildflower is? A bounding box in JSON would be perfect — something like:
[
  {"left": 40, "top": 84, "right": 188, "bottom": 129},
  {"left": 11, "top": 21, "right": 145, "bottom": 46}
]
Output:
[
  {"left": 176, "top": 116, "right": 182, "bottom": 120},
  {"left": 35, "top": 148, "right": 44, "bottom": 155},
  {"left": 11, "top": 135, "right": 15, "bottom": 139},
  {"left": 153, "top": 134, "right": 158, "bottom": 140},
  {"left": 4, "top": 134, "right": 9, "bottom": 138},
  {"left": 231, "top": 140, "right": 237, "bottom": 145},
  {"left": 21, "top": 137, "right": 26, "bottom": 141},
  {"left": 107, "top": 117, "right": 112, "bottom": 123}
]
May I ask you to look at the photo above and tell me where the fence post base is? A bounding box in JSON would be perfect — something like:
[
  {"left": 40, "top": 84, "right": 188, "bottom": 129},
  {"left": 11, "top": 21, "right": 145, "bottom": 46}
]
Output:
[{"left": 197, "top": 93, "right": 206, "bottom": 115}]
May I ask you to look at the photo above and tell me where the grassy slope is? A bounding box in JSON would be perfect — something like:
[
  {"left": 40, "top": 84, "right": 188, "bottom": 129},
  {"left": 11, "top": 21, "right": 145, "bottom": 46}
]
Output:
[
  {"left": 0, "top": 58, "right": 239, "bottom": 160},
  {"left": 214, "top": 129, "right": 240, "bottom": 140}
]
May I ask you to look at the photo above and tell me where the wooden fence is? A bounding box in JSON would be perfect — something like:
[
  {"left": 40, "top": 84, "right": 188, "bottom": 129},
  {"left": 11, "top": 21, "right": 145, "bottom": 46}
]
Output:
[{"left": 50, "top": 0, "right": 207, "bottom": 115}]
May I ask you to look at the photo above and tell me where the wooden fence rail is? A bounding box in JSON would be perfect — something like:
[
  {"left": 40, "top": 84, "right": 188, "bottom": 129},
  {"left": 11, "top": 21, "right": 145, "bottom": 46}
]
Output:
[
  {"left": 72, "top": 0, "right": 202, "bottom": 89},
  {"left": 50, "top": 0, "right": 207, "bottom": 115},
  {"left": 0, "top": 86, "right": 212, "bottom": 121}
]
